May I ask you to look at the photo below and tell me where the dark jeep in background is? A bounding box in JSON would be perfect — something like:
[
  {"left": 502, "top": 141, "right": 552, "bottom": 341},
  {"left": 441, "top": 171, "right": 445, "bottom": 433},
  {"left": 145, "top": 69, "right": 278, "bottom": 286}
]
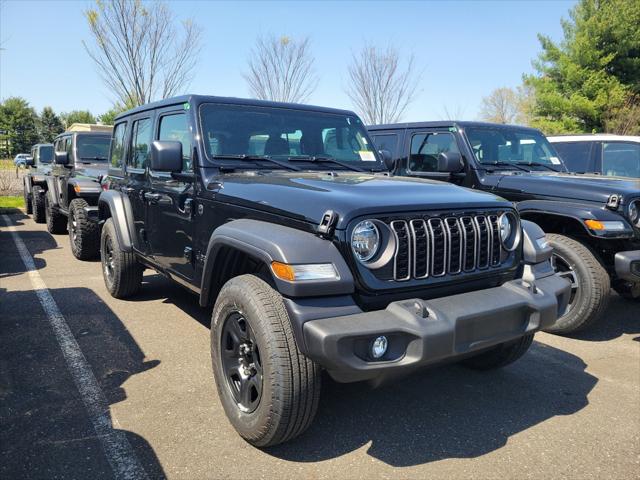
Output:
[
  {"left": 369, "top": 121, "right": 640, "bottom": 334},
  {"left": 23, "top": 143, "right": 54, "bottom": 222},
  {"left": 45, "top": 128, "right": 112, "bottom": 259},
  {"left": 97, "top": 95, "right": 569, "bottom": 447}
]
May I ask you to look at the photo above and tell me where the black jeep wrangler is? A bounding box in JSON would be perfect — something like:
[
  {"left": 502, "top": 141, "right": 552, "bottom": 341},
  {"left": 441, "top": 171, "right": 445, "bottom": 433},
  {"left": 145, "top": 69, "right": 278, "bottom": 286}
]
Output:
[
  {"left": 98, "top": 96, "right": 569, "bottom": 447},
  {"left": 45, "top": 129, "right": 112, "bottom": 259},
  {"left": 23, "top": 143, "right": 54, "bottom": 223},
  {"left": 368, "top": 121, "right": 640, "bottom": 334}
]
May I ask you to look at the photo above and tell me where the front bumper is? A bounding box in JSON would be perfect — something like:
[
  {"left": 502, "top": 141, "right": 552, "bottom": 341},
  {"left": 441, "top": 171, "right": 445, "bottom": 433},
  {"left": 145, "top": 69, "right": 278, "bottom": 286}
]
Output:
[
  {"left": 302, "top": 274, "right": 570, "bottom": 383},
  {"left": 614, "top": 250, "right": 640, "bottom": 283}
]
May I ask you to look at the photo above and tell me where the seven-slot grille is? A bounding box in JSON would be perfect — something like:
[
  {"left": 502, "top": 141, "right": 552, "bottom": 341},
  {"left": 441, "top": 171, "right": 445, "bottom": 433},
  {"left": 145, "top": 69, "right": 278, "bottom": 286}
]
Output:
[{"left": 389, "top": 214, "right": 503, "bottom": 281}]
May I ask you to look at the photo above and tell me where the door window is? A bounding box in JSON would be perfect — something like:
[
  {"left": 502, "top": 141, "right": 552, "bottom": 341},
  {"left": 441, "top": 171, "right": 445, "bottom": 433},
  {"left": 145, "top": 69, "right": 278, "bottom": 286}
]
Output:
[
  {"left": 110, "top": 122, "right": 127, "bottom": 170},
  {"left": 129, "top": 118, "right": 152, "bottom": 170},
  {"left": 158, "top": 113, "right": 192, "bottom": 171},
  {"left": 371, "top": 133, "right": 399, "bottom": 157},
  {"left": 409, "top": 132, "right": 459, "bottom": 173},
  {"left": 552, "top": 141, "right": 592, "bottom": 173},
  {"left": 602, "top": 142, "right": 640, "bottom": 178}
]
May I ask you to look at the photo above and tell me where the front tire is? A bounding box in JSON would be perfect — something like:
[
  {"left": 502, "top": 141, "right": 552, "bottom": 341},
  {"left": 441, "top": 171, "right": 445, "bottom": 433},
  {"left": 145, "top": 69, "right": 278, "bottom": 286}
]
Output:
[
  {"left": 544, "top": 234, "right": 610, "bottom": 334},
  {"left": 461, "top": 334, "right": 534, "bottom": 370},
  {"left": 68, "top": 198, "right": 100, "bottom": 260},
  {"left": 210, "top": 274, "right": 321, "bottom": 447},
  {"left": 100, "top": 218, "right": 142, "bottom": 298},
  {"left": 23, "top": 184, "right": 33, "bottom": 214},
  {"left": 32, "top": 186, "right": 46, "bottom": 223},
  {"left": 45, "top": 194, "right": 67, "bottom": 234}
]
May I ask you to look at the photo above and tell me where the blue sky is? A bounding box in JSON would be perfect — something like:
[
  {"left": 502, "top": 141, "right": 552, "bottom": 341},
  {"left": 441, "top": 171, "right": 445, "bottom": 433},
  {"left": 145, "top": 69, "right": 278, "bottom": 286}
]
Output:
[{"left": 0, "top": 0, "right": 575, "bottom": 120}]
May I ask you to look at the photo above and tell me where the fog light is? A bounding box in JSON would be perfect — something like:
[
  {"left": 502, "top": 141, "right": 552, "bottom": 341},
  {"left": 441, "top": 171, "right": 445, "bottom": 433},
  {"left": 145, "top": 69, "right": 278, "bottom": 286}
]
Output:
[{"left": 370, "top": 336, "right": 388, "bottom": 359}]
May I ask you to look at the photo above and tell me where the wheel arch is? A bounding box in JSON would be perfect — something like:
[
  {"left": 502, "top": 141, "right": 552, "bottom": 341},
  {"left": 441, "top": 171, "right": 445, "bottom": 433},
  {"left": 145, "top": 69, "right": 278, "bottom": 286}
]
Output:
[{"left": 97, "top": 190, "right": 136, "bottom": 252}]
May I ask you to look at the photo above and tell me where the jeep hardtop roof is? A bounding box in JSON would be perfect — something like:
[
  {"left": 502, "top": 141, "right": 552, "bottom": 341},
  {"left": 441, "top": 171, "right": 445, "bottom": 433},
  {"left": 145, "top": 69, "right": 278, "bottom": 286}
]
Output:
[
  {"left": 115, "top": 94, "right": 358, "bottom": 122},
  {"left": 368, "top": 121, "right": 541, "bottom": 133}
]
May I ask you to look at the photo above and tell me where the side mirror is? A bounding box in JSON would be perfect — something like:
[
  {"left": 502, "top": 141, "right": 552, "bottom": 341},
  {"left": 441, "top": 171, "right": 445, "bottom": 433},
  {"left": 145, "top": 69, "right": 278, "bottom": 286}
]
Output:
[
  {"left": 379, "top": 150, "right": 395, "bottom": 171},
  {"left": 26, "top": 158, "right": 35, "bottom": 167},
  {"left": 437, "top": 151, "right": 463, "bottom": 173},
  {"left": 151, "top": 140, "right": 182, "bottom": 172},
  {"left": 54, "top": 151, "right": 69, "bottom": 165}
]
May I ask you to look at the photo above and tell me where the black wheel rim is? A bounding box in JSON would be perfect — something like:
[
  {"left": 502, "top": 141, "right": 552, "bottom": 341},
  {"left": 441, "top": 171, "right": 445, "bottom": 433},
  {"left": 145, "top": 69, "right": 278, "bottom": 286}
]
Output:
[
  {"left": 551, "top": 252, "right": 579, "bottom": 314},
  {"left": 220, "top": 312, "right": 263, "bottom": 413},
  {"left": 103, "top": 235, "right": 115, "bottom": 281}
]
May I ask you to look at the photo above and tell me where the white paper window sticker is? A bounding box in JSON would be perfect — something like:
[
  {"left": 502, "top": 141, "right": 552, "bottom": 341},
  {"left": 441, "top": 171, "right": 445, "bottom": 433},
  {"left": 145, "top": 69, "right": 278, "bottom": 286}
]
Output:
[
  {"left": 359, "top": 150, "right": 376, "bottom": 161},
  {"left": 550, "top": 156, "right": 561, "bottom": 165}
]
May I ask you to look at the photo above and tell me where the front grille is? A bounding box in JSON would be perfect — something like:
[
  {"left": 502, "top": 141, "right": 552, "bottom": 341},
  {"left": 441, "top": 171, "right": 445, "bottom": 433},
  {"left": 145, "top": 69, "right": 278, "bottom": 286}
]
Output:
[{"left": 389, "top": 213, "right": 504, "bottom": 281}]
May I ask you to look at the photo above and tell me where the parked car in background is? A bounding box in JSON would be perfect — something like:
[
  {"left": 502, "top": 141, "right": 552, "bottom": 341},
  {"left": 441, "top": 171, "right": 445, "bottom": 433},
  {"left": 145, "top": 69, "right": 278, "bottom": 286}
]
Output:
[
  {"left": 369, "top": 121, "right": 640, "bottom": 334},
  {"left": 45, "top": 127, "right": 112, "bottom": 259},
  {"left": 23, "top": 143, "right": 54, "bottom": 221},
  {"left": 13, "top": 153, "right": 33, "bottom": 168},
  {"left": 548, "top": 134, "right": 640, "bottom": 178},
  {"left": 97, "top": 95, "right": 569, "bottom": 447}
]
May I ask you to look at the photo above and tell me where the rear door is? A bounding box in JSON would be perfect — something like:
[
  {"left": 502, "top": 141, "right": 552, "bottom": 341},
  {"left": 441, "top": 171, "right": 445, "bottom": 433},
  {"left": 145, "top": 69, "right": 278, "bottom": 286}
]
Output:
[{"left": 146, "top": 107, "right": 196, "bottom": 282}]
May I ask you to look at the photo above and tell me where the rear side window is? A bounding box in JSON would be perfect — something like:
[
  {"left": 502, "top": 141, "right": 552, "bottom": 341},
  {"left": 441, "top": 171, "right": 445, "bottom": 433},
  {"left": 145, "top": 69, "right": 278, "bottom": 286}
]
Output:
[
  {"left": 602, "top": 142, "right": 640, "bottom": 178},
  {"left": 409, "top": 132, "right": 459, "bottom": 173},
  {"left": 158, "top": 113, "right": 192, "bottom": 171},
  {"left": 371, "top": 133, "right": 399, "bottom": 157},
  {"left": 129, "top": 118, "right": 152, "bottom": 170},
  {"left": 552, "top": 141, "right": 592, "bottom": 173},
  {"left": 110, "top": 122, "right": 127, "bottom": 170},
  {"left": 39, "top": 145, "right": 53, "bottom": 164}
]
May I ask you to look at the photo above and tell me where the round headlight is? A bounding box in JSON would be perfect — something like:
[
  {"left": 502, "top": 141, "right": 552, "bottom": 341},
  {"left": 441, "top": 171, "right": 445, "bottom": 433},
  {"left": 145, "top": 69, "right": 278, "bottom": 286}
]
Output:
[
  {"left": 351, "top": 220, "right": 380, "bottom": 263},
  {"left": 628, "top": 200, "right": 639, "bottom": 227},
  {"left": 498, "top": 212, "right": 520, "bottom": 251}
]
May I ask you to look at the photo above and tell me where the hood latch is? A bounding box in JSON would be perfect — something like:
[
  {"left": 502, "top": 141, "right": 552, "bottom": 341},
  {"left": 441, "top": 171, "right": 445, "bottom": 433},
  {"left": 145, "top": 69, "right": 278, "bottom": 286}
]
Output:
[
  {"left": 318, "top": 210, "right": 338, "bottom": 238},
  {"left": 606, "top": 194, "right": 621, "bottom": 210}
]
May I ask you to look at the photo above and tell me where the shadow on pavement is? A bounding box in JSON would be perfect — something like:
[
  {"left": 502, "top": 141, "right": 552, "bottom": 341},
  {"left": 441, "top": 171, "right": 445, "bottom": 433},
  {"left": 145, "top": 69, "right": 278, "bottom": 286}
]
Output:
[
  {"left": 0, "top": 286, "right": 166, "bottom": 479},
  {"left": 266, "top": 341, "right": 597, "bottom": 467},
  {"left": 570, "top": 293, "right": 640, "bottom": 342}
]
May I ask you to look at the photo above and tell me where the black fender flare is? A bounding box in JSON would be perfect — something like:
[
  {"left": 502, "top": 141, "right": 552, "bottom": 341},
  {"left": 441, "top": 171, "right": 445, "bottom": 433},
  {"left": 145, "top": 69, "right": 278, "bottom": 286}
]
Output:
[
  {"left": 44, "top": 176, "right": 59, "bottom": 207},
  {"left": 23, "top": 175, "right": 32, "bottom": 194},
  {"left": 200, "top": 219, "right": 354, "bottom": 306},
  {"left": 516, "top": 199, "right": 630, "bottom": 237},
  {"left": 98, "top": 190, "right": 136, "bottom": 252},
  {"left": 68, "top": 177, "right": 102, "bottom": 198}
]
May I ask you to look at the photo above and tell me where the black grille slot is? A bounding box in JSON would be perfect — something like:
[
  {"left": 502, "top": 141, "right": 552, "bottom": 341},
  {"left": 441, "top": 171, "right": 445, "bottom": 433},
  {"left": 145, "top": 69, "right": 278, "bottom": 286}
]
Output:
[
  {"left": 428, "top": 218, "right": 447, "bottom": 277},
  {"left": 391, "top": 221, "right": 411, "bottom": 280},
  {"left": 445, "top": 218, "right": 462, "bottom": 273},
  {"left": 475, "top": 216, "right": 490, "bottom": 268},
  {"left": 410, "top": 220, "right": 429, "bottom": 278},
  {"left": 489, "top": 215, "right": 501, "bottom": 266},
  {"left": 461, "top": 217, "right": 476, "bottom": 271}
]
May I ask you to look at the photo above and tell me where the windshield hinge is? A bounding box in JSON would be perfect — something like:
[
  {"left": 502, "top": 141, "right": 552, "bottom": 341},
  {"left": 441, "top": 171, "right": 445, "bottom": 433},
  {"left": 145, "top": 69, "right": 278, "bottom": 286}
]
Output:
[{"left": 318, "top": 210, "right": 338, "bottom": 238}]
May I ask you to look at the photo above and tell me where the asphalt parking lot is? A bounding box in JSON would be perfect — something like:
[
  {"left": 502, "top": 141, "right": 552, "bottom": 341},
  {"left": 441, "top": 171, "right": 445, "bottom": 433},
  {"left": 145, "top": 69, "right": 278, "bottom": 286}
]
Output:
[{"left": 1, "top": 211, "right": 639, "bottom": 479}]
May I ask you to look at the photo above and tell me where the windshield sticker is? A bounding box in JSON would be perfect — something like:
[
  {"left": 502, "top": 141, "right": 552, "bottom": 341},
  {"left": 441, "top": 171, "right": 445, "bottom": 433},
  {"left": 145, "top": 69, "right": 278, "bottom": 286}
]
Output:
[
  {"left": 549, "top": 156, "right": 561, "bottom": 165},
  {"left": 359, "top": 150, "right": 376, "bottom": 161}
]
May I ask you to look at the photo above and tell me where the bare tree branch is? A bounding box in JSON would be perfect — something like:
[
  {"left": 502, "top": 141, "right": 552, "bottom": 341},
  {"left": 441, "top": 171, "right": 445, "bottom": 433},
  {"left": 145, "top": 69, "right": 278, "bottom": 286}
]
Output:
[
  {"left": 83, "top": 0, "right": 202, "bottom": 107},
  {"left": 479, "top": 87, "right": 522, "bottom": 124},
  {"left": 345, "top": 44, "right": 420, "bottom": 125},
  {"left": 243, "top": 34, "right": 318, "bottom": 103}
]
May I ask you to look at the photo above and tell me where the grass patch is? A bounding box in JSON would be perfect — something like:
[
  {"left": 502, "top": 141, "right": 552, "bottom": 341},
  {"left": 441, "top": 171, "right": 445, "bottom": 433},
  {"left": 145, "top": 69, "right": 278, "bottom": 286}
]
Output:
[{"left": 0, "top": 195, "right": 25, "bottom": 214}]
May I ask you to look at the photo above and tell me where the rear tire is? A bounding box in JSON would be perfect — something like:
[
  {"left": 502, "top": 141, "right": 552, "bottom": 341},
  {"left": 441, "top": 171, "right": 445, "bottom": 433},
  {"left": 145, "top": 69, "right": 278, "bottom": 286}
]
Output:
[
  {"left": 210, "top": 274, "right": 321, "bottom": 447},
  {"left": 32, "top": 186, "right": 46, "bottom": 223},
  {"left": 45, "top": 194, "right": 67, "bottom": 234},
  {"left": 68, "top": 198, "right": 100, "bottom": 260},
  {"left": 461, "top": 334, "right": 534, "bottom": 370},
  {"left": 23, "top": 184, "right": 33, "bottom": 214},
  {"left": 544, "top": 234, "right": 610, "bottom": 334},
  {"left": 100, "top": 218, "right": 142, "bottom": 298}
]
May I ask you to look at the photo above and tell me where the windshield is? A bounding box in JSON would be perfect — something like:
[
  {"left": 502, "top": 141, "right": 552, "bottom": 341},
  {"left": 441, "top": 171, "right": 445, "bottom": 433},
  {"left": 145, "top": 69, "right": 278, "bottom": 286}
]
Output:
[
  {"left": 199, "top": 103, "right": 381, "bottom": 170},
  {"left": 39, "top": 145, "right": 53, "bottom": 163},
  {"left": 77, "top": 135, "right": 110, "bottom": 161},
  {"left": 465, "top": 126, "right": 565, "bottom": 171}
]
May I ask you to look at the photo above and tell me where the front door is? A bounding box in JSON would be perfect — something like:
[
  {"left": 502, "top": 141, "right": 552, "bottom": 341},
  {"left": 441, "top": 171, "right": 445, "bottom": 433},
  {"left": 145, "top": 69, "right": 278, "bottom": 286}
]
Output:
[{"left": 146, "top": 109, "right": 196, "bottom": 282}]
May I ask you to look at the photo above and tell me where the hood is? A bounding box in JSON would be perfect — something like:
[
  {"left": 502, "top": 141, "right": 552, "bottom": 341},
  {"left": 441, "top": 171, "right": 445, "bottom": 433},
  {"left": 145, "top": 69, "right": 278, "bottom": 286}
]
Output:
[
  {"left": 214, "top": 171, "right": 511, "bottom": 228},
  {"left": 75, "top": 161, "right": 109, "bottom": 180},
  {"left": 491, "top": 171, "right": 640, "bottom": 205}
]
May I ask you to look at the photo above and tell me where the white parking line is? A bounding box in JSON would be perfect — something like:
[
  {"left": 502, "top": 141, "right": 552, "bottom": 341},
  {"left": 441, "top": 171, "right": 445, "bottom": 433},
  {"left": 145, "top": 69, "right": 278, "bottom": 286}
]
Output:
[{"left": 2, "top": 214, "right": 148, "bottom": 480}]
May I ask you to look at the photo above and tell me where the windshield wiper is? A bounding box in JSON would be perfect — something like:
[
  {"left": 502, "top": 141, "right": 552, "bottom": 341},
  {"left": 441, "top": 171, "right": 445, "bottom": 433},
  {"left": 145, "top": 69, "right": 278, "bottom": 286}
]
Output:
[
  {"left": 210, "top": 154, "right": 300, "bottom": 171},
  {"left": 515, "top": 161, "right": 560, "bottom": 172},
  {"left": 480, "top": 161, "right": 531, "bottom": 173},
  {"left": 286, "top": 155, "right": 365, "bottom": 172}
]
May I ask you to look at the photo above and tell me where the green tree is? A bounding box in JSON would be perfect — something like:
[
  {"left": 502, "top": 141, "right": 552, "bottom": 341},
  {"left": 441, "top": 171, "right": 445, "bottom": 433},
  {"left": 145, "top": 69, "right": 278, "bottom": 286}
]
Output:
[
  {"left": 0, "top": 97, "right": 40, "bottom": 156},
  {"left": 98, "top": 103, "right": 129, "bottom": 125},
  {"left": 38, "top": 106, "right": 65, "bottom": 142},
  {"left": 525, "top": 0, "right": 640, "bottom": 134},
  {"left": 61, "top": 110, "right": 96, "bottom": 128}
]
